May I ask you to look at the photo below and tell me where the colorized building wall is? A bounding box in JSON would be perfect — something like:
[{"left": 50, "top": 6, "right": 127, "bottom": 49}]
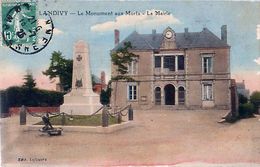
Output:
[{"left": 111, "top": 27, "right": 231, "bottom": 110}]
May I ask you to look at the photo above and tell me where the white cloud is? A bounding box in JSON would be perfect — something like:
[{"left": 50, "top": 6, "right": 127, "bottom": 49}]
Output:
[
  {"left": 91, "top": 9, "right": 181, "bottom": 32},
  {"left": 257, "top": 24, "right": 260, "bottom": 40},
  {"left": 254, "top": 57, "right": 260, "bottom": 65},
  {"left": 257, "top": 71, "right": 260, "bottom": 75}
]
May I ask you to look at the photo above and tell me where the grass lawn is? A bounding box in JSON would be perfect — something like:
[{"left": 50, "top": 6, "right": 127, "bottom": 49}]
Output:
[{"left": 35, "top": 114, "right": 119, "bottom": 126}]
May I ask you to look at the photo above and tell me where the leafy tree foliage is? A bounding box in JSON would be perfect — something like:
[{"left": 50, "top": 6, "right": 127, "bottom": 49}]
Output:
[
  {"left": 100, "top": 81, "right": 112, "bottom": 105},
  {"left": 238, "top": 94, "right": 248, "bottom": 104},
  {"left": 250, "top": 91, "right": 260, "bottom": 112},
  {"left": 105, "top": 42, "right": 138, "bottom": 105},
  {"left": 110, "top": 41, "right": 138, "bottom": 82},
  {"left": 43, "top": 51, "right": 73, "bottom": 92},
  {"left": 43, "top": 51, "right": 97, "bottom": 92},
  {"left": 239, "top": 103, "right": 255, "bottom": 118}
]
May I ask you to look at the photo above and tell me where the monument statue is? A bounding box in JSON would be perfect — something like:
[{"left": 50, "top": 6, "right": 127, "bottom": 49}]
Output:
[{"left": 60, "top": 40, "right": 102, "bottom": 115}]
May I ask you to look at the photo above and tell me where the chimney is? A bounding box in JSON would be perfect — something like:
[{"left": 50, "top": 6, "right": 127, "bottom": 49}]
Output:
[
  {"left": 184, "top": 28, "right": 188, "bottom": 38},
  {"left": 152, "top": 29, "right": 156, "bottom": 40},
  {"left": 114, "top": 29, "right": 120, "bottom": 46},
  {"left": 221, "top": 25, "right": 227, "bottom": 43}
]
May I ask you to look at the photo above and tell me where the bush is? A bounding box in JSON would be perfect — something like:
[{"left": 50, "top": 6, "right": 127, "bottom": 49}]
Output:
[
  {"left": 239, "top": 103, "right": 255, "bottom": 118},
  {"left": 239, "top": 94, "right": 248, "bottom": 104},
  {"left": 250, "top": 91, "right": 260, "bottom": 113},
  {"left": 5, "top": 86, "right": 64, "bottom": 107}
]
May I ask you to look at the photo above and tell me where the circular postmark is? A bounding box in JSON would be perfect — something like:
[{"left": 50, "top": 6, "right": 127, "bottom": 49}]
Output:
[{"left": 2, "top": 2, "right": 54, "bottom": 55}]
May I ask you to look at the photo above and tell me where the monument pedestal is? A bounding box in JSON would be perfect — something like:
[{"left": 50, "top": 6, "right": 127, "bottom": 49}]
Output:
[
  {"left": 60, "top": 93, "right": 101, "bottom": 115},
  {"left": 60, "top": 40, "right": 102, "bottom": 115}
]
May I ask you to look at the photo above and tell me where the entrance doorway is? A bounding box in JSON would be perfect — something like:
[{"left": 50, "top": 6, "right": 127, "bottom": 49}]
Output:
[{"left": 164, "top": 84, "right": 175, "bottom": 105}]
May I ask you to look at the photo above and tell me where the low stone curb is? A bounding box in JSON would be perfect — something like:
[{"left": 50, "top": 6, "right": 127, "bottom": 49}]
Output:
[{"left": 24, "top": 121, "right": 135, "bottom": 134}]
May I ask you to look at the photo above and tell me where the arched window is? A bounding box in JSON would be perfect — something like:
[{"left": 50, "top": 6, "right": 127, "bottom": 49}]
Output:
[
  {"left": 155, "top": 87, "right": 161, "bottom": 105},
  {"left": 178, "top": 87, "right": 185, "bottom": 105}
]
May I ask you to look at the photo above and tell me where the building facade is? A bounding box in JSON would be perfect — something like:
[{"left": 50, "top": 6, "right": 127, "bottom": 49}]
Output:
[{"left": 111, "top": 26, "right": 231, "bottom": 110}]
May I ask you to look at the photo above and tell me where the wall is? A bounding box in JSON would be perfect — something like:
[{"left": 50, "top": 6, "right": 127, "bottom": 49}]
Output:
[
  {"left": 186, "top": 81, "right": 202, "bottom": 109},
  {"left": 9, "top": 107, "right": 60, "bottom": 115},
  {"left": 111, "top": 50, "right": 153, "bottom": 109},
  {"left": 214, "top": 80, "right": 231, "bottom": 109},
  {"left": 186, "top": 47, "right": 230, "bottom": 109},
  {"left": 111, "top": 47, "right": 231, "bottom": 110}
]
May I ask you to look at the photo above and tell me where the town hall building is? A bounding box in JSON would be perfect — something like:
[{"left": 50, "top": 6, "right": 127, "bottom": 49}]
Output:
[{"left": 111, "top": 26, "right": 231, "bottom": 110}]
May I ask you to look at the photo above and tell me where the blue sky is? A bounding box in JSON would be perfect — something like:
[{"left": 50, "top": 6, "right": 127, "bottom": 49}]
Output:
[{"left": 0, "top": 0, "right": 260, "bottom": 91}]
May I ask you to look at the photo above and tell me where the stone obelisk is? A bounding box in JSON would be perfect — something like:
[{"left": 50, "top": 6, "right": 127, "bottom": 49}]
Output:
[{"left": 60, "top": 40, "right": 102, "bottom": 115}]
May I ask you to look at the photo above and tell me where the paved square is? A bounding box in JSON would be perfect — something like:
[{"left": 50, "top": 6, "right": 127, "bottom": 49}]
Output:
[{"left": 1, "top": 110, "right": 260, "bottom": 166}]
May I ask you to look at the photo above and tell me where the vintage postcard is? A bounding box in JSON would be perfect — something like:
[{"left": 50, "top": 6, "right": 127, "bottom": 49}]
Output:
[{"left": 0, "top": 0, "right": 260, "bottom": 166}]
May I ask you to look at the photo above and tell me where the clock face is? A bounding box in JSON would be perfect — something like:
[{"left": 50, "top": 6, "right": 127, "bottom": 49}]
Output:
[{"left": 165, "top": 30, "right": 173, "bottom": 39}]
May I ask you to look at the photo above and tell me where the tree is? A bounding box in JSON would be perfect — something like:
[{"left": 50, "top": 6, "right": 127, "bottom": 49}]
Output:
[
  {"left": 100, "top": 80, "right": 112, "bottom": 105},
  {"left": 110, "top": 41, "right": 138, "bottom": 82},
  {"left": 23, "top": 71, "right": 36, "bottom": 89},
  {"left": 43, "top": 51, "right": 99, "bottom": 92},
  {"left": 43, "top": 51, "right": 72, "bottom": 92}
]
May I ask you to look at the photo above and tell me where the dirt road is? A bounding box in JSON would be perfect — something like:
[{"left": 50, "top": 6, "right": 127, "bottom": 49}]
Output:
[{"left": 1, "top": 110, "right": 260, "bottom": 166}]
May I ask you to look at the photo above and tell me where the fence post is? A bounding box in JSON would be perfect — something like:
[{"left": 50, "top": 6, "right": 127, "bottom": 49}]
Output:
[
  {"left": 20, "top": 105, "right": 26, "bottom": 125},
  {"left": 117, "top": 112, "right": 122, "bottom": 124},
  {"left": 61, "top": 113, "right": 65, "bottom": 125},
  {"left": 102, "top": 105, "right": 109, "bottom": 127},
  {"left": 128, "top": 105, "right": 133, "bottom": 121}
]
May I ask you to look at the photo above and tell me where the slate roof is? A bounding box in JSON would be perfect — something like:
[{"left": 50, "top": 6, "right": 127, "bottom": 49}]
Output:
[{"left": 112, "top": 28, "right": 229, "bottom": 51}]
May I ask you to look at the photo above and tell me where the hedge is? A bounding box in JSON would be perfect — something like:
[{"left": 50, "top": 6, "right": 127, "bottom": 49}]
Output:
[
  {"left": 239, "top": 103, "right": 255, "bottom": 118},
  {"left": 250, "top": 91, "right": 260, "bottom": 113},
  {"left": 5, "top": 86, "right": 64, "bottom": 107}
]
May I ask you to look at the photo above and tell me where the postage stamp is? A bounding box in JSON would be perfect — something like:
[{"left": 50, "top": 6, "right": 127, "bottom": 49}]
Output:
[{"left": 1, "top": 1, "right": 54, "bottom": 55}]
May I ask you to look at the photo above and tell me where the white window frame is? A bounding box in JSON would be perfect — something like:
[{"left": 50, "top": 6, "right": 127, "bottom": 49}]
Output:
[
  {"left": 202, "top": 54, "right": 213, "bottom": 74},
  {"left": 127, "top": 83, "right": 138, "bottom": 101},
  {"left": 127, "top": 58, "right": 138, "bottom": 75},
  {"left": 202, "top": 82, "right": 213, "bottom": 101}
]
